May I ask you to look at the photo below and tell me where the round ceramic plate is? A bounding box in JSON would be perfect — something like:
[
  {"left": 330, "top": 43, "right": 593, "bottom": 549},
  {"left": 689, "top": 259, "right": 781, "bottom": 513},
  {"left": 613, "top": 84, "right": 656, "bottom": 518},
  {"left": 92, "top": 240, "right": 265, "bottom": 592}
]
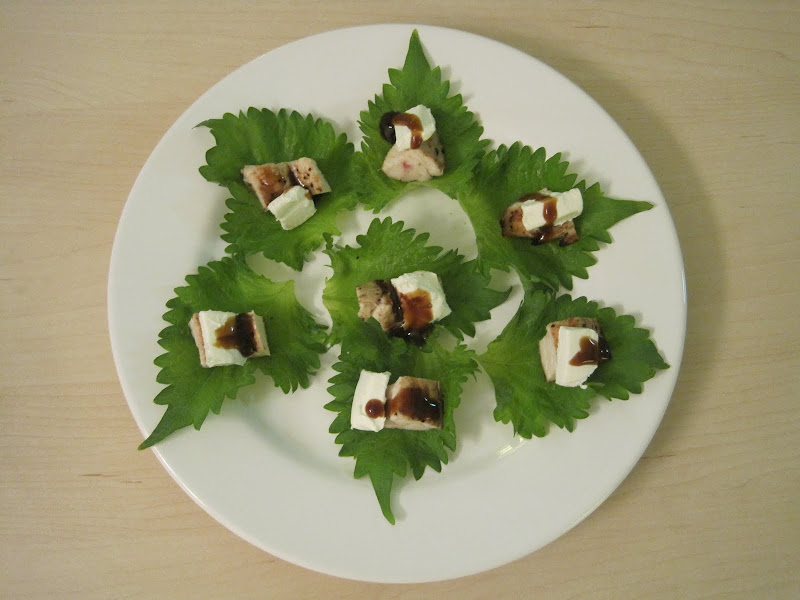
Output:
[{"left": 108, "top": 24, "right": 685, "bottom": 583}]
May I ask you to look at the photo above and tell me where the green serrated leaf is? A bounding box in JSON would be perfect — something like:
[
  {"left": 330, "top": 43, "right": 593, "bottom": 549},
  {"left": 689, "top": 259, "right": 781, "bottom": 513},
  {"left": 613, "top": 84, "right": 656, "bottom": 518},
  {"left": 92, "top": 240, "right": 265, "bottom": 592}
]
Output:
[
  {"left": 325, "top": 333, "right": 478, "bottom": 523},
  {"left": 139, "top": 257, "right": 328, "bottom": 449},
  {"left": 199, "top": 108, "right": 357, "bottom": 269},
  {"left": 457, "top": 143, "right": 653, "bottom": 290},
  {"left": 479, "top": 287, "right": 668, "bottom": 439},
  {"left": 322, "top": 217, "right": 508, "bottom": 347},
  {"left": 357, "top": 29, "right": 488, "bottom": 212}
]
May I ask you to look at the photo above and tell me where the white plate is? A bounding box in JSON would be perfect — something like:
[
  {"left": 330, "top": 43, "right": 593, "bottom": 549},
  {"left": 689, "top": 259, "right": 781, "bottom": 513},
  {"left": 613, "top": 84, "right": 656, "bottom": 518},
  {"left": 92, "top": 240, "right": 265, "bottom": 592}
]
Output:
[{"left": 108, "top": 24, "right": 685, "bottom": 583}]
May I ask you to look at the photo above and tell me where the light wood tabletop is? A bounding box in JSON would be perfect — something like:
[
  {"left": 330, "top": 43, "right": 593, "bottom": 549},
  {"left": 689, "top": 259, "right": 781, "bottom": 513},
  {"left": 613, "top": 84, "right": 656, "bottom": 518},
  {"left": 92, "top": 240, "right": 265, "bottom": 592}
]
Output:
[{"left": 2, "top": 1, "right": 798, "bottom": 598}]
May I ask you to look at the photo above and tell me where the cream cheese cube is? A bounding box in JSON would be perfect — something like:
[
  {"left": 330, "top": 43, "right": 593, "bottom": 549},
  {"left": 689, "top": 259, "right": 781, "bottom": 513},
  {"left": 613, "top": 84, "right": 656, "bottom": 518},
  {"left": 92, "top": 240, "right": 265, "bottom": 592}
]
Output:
[
  {"left": 390, "top": 270, "right": 452, "bottom": 322},
  {"left": 555, "top": 326, "right": 599, "bottom": 387},
  {"left": 351, "top": 370, "right": 391, "bottom": 431},
  {"left": 267, "top": 186, "right": 316, "bottom": 230},
  {"left": 520, "top": 188, "right": 584, "bottom": 231},
  {"left": 550, "top": 189, "right": 583, "bottom": 223},
  {"left": 393, "top": 105, "right": 437, "bottom": 150}
]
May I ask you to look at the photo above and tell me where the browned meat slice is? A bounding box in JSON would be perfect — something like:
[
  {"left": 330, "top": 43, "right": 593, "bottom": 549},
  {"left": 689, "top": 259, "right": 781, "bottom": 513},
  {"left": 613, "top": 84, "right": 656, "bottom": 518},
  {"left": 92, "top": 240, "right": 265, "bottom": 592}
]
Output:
[
  {"left": 289, "top": 157, "right": 331, "bottom": 195},
  {"left": 241, "top": 163, "right": 293, "bottom": 209},
  {"left": 384, "top": 376, "right": 443, "bottom": 430},
  {"left": 356, "top": 280, "right": 403, "bottom": 332},
  {"left": 381, "top": 132, "right": 445, "bottom": 182},
  {"left": 189, "top": 313, "right": 207, "bottom": 367},
  {"left": 500, "top": 202, "right": 579, "bottom": 246},
  {"left": 539, "top": 317, "right": 603, "bottom": 381}
]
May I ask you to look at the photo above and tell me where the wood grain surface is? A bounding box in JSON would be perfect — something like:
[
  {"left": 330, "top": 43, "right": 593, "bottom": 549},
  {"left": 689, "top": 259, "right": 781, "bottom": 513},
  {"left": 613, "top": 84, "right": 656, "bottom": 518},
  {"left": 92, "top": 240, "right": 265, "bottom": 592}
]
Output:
[{"left": 1, "top": 1, "right": 798, "bottom": 598}]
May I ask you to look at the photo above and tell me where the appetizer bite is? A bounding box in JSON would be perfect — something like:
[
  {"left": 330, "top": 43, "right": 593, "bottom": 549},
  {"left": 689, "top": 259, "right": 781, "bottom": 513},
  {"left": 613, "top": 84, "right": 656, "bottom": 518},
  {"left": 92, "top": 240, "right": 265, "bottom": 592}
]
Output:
[
  {"left": 539, "top": 317, "right": 611, "bottom": 387},
  {"left": 501, "top": 188, "right": 583, "bottom": 246},
  {"left": 189, "top": 310, "right": 270, "bottom": 368},
  {"left": 350, "top": 370, "right": 443, "bottom": 432},
  {"left": 241, "top": 157, "right": 331, "bottom": 230},
  {"left": 356, "top": 270, "right": 451, "bottom": 344},
  {"left": 379, "top": 105, "right": 445, "bottom": 182}
]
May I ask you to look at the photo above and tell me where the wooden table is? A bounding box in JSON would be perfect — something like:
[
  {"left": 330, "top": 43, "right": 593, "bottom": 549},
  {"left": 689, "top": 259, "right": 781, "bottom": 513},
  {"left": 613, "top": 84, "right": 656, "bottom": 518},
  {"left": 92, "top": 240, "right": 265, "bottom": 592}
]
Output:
[{"left": 2, "top": 2, "right": 798, "bottom": 598}]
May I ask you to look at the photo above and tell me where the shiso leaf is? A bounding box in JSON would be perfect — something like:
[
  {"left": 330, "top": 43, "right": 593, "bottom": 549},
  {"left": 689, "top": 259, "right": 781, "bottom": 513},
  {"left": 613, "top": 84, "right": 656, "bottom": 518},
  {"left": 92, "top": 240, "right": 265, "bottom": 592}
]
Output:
[
  {"left": 456, "top": 143, "right": 653, "bottom": 290},
  {"left": 478, "top": 286, "right": 669, "bottom": 439},
  {"left": 322, "top": 217, "right": 509, "bottom": 347},
  {"left": 357, "top": 29, "right": 488, "bottom": 212},
  {"left": 198, "top": 108, "right": 357, "bottom": 270},
  {"left": 326, "top": 326, "right": 478, "bottom": 523},
  {"left": 139, "top": 257, "right": 327, "bottom": 449}
]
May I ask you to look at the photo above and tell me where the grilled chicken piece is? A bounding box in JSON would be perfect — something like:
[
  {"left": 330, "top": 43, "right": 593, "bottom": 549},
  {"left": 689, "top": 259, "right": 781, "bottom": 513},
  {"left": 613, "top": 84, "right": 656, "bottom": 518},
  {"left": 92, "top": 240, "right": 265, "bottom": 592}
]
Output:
[
  {"left": 500, "top": 202, "right": 579, "bottom": 246},
  {"left": 189, "top": 314, "right": 209, "bottom": 365},
  {"left": 356, "top": 280, "right": 403, "bottom": 332},
  {"left": 384, "top": 376, "right": 443, "bottom": 430},
  {"left": 381, "top": 132, "right": 445, "bottom": 182},
  {"left": 539, "top": 317, "right": 602, "bottom": 382},
  {"left": 289, "top": 157, "right": 331, "bottom": 195},
  {"left": 242, "top": 157, "right": 330, "bottom": 211},
  {"left": 241, "top": 163, "right": 293, "bottom": 210}
]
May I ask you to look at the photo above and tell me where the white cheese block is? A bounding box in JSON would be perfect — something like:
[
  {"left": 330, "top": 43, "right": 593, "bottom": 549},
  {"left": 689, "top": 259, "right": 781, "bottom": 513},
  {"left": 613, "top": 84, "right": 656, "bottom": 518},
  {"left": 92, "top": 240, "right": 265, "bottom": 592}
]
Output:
[
  {"left": 351, "top": 370, "right": 391, "bottom": 431},
  {"left": 394, "top": 104, "right": 437, "bottom": 150},
  {"left": 195, "top": 310, "right": 269, "bottom": 368},
  {"left": 555, "top": 326, "right": 599, "bottom": 387},
  {"left": 390, "top": 270, "right": 452, "bottom": 322},
  {"left": 267, "top": 186, "right": 316, "bottom": 230},
  {"left": 520, "top": 188, "right": 584, "bottom": 231}
]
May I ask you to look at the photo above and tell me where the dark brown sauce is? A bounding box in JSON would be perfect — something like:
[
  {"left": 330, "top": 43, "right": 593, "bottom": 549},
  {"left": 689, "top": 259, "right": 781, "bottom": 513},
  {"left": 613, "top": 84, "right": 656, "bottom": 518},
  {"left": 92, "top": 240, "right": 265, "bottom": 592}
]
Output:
[
  {"left": 598, "top": 335, "right": 612, "bottom": 362},
  {"left": 542, "top": 197, "right": 558, "bottom": 225},
  {"left": 569, "top": 335, "right": 599, "bottom": 366},
  {"left": 376, "top": 279, "right": 404, "bottom": 326},
  {"left": 214, "top": 313, "right": 257, "bottom": 357},
  {"left": 397, "top": 289, "right": 434, "bottom": 331},
  {"left": 388, "top": 384, "right": 442, "bottom": 425},
  {"left": 392, "top": 112, "right": 424, "bottom": 149},
  {"left": 569, "top": 335, "right": 612, "bottom": 366},
  {"left": 388, "top": 323, "right": 434, "bottom": 346},
  {"left": 380, "top": 111, "right": 399, "bottom": 144},
  {"left": 256, "top": 167, "right": 289, "bottom": 203},
  {"left": 365, "top": 399, "right": 385, "bottom": 419}
]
